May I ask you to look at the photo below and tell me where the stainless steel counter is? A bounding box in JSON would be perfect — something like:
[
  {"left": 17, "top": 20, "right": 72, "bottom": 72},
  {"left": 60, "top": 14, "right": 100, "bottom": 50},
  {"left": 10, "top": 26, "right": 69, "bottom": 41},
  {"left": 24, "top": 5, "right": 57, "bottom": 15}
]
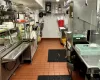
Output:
[
  {"left": 74, "top": 45, "right": 100, "bottom": 69},
  {"left": 0, "top": 43, "right": 21, "bottom": 58},
  {"left": 0, "top": 46, "right": 6, "bottom": 54},
  {"left": 73, "top": 45, "right": 100, "bottom": 74},
  {"left": 0, "top": 42, "right": 30, "bottom": 80},
  {"left": 2, "top": 42, "right": 30, "bottom": 62},
  {"left": 74, "top": 47, "right": 100, "bottom": 68},
  {"left": 81, "top": 55, "right": 100, "bottom": 68}
]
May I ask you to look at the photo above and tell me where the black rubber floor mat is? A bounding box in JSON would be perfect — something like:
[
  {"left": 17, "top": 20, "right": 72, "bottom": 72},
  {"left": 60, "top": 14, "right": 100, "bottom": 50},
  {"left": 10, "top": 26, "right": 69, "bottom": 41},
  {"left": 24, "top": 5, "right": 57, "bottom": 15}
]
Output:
[
  {"left": 38, "top": 75, "right": 71, "bottom": 80},
  {"left": 48, "top": 49, "right": 67, "bottom": 62}
]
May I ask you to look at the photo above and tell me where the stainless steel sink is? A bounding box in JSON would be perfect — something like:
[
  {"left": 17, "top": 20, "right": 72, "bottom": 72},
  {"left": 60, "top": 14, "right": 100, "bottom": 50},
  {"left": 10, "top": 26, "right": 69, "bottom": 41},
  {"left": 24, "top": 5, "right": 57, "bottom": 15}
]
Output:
[{"left": 75, "top": 44, "right": 100, "bottom": 55}]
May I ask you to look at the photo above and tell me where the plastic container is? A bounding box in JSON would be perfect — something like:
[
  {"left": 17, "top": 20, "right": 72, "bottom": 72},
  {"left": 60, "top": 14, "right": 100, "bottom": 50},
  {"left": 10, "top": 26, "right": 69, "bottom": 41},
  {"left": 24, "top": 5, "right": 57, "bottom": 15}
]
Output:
[
  {"left": 17, "top": 19, "right": 26, "bottom": 23},
  {"left": 58, "top": 20, "right": 64, "bottom": 27}
]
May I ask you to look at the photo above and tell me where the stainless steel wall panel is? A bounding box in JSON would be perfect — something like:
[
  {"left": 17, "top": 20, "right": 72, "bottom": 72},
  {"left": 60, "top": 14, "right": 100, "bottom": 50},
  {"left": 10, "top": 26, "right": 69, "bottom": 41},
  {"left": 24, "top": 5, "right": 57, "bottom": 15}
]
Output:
[{"left": 73, "top": 0, "right": 97, "bottom": 30}]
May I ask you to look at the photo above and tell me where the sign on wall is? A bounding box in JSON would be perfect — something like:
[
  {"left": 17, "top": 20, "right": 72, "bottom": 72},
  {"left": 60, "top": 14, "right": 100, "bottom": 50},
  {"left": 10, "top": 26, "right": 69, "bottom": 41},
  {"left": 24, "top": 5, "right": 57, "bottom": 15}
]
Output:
[{"left": 45, "top": 2, "right": 51, "bottom": 14}]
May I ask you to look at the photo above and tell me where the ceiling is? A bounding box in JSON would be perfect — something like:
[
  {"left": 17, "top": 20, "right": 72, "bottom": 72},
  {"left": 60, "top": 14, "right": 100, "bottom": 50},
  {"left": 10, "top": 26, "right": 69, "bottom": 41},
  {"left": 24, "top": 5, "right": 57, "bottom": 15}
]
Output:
[
  {"left": 44, "top": 0, "right": 65, "bottom": 2},
  {"left": 11, "top": 0, "right": 42, "bottom": 9}
]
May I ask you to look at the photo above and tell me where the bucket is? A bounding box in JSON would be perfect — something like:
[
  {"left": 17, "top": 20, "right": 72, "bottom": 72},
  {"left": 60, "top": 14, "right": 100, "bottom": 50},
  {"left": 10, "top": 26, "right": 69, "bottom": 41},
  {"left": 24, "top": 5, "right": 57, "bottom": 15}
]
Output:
[{"left": 58, "top": 20, "right": 64, "bottom": 27}]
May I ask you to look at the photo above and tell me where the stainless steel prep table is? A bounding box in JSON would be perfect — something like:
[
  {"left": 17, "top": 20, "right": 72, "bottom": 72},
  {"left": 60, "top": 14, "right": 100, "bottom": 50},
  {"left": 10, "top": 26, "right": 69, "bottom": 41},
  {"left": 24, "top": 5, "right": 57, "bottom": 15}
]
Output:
[
  {"left": 72, "top": 44, "right": 100, "bottom": 79},
  {"left": 0, "top": 42, "right": 30, "bottom": 80}
]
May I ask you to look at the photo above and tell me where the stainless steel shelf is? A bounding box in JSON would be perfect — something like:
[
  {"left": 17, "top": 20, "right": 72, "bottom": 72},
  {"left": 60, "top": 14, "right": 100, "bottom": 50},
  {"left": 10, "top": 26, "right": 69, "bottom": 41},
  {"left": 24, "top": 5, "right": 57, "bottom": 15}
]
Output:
[{"left": 2, "top": 43, "right": 29, "bottom": 62}]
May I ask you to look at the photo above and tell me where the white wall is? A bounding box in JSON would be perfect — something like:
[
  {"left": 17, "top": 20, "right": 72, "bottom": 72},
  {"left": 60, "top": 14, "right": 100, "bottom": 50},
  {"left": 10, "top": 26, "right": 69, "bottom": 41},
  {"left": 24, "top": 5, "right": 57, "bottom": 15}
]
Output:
[
  {"left": 42, "top": 2, "right": 68, "bottom": 38},
  {"left": 42, "top": 15, "right": 68, "bottom": 38},
  {"left": 34, "top": 10, "right": 39, "bottom": 24}
]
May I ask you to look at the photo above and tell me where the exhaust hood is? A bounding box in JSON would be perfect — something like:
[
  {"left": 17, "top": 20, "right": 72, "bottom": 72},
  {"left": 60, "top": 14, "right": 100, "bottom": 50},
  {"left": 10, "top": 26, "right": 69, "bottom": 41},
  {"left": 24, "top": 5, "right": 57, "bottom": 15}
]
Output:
[{"left": 11, "top": 0, "right": 43, "bottom": 9}]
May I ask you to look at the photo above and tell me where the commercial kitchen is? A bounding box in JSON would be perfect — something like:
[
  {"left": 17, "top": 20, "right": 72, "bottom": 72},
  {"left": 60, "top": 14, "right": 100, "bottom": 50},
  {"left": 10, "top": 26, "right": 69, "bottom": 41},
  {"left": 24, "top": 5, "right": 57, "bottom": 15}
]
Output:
[{"left": 0, "top": 0, "right": 100, "bottom": 80}]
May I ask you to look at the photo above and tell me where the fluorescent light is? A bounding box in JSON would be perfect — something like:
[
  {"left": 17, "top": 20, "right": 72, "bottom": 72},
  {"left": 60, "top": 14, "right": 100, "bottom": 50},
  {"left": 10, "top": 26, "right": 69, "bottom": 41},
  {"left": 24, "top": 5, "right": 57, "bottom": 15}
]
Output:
[{"left": 56, "top": 0, "right": 60, "bottom": 2}]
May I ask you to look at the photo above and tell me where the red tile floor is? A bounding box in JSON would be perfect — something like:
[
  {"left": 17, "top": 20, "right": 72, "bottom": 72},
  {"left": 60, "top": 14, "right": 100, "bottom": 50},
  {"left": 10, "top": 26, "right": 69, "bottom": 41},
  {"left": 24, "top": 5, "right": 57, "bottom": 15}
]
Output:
[{"left": 10, "top": 39, "right": 84, "bottom": 80}]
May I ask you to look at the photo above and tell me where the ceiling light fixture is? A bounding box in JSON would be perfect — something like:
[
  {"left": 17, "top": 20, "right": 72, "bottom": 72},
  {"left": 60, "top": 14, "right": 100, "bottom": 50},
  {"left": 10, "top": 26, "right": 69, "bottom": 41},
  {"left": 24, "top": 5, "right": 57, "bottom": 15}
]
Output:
[{"left": 56, "top": 0, "right": 60, "bottom": 2}]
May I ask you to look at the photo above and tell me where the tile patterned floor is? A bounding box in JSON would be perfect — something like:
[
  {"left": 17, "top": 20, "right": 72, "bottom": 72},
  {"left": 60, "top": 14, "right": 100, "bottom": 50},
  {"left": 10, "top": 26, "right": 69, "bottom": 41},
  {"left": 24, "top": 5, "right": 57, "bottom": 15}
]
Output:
[{"left": 10, "top": 39, "right": 84, "bottom": 80}]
